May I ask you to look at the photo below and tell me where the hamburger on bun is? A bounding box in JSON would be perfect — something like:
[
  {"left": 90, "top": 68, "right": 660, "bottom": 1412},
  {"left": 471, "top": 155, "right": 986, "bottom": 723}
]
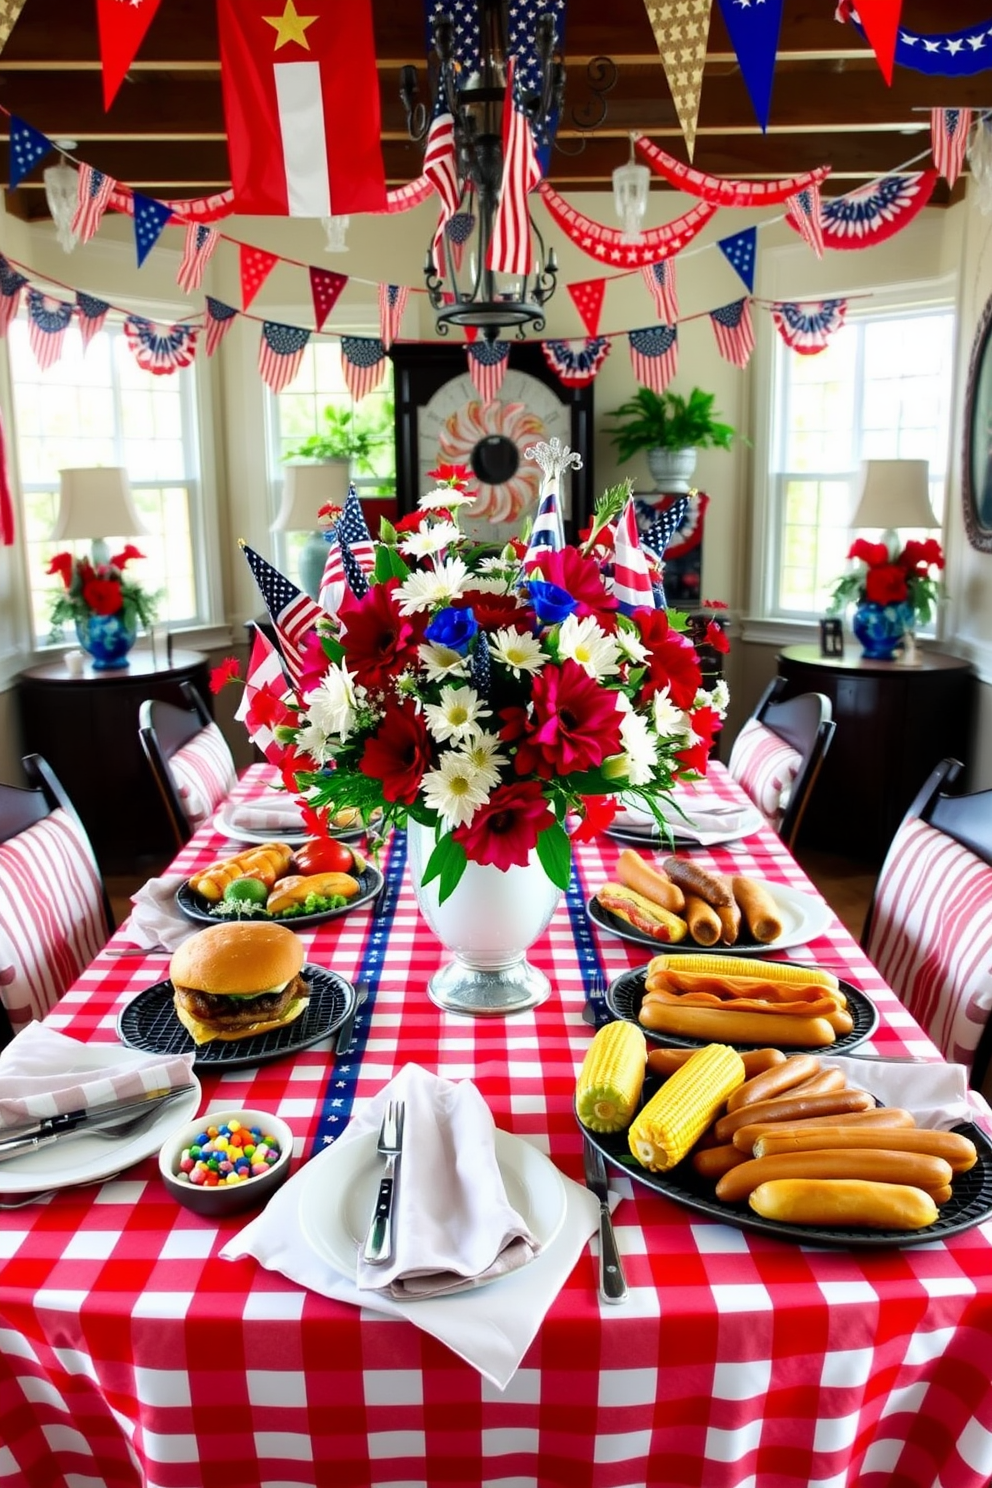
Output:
[{"left": 169, "top": 921, "right": 309, "bottom": 1045}]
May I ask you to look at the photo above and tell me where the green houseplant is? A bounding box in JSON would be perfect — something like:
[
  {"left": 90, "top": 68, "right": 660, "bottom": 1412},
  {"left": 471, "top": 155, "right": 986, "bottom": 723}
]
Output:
[{"left": 602, "top": 387, "right": 738, "bottom": 492}]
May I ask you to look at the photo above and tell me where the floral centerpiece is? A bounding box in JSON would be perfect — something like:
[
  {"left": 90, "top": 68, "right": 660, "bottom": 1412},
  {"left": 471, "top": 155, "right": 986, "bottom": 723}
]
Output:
[
  {"left": 828, "top": 535, "right": 944, "bottom": 660},
  {"left": 47, "top": 546, "right": 159, "bottom": 668}
]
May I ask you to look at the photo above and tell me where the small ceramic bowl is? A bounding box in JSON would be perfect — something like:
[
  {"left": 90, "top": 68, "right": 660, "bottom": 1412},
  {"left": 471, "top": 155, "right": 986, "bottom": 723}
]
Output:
[{"left": 158, "top": 1107, "right": 294, "bottom": 1217}]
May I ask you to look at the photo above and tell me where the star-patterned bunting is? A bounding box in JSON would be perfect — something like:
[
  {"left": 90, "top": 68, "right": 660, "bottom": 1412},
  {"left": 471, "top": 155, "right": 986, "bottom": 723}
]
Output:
[
  {"left": 717, "top": 227, "right": 757, "bottom": 293},
  {"left": 567, "top": 279, "right": 607, "bottom": 337},
  {"left": 76, "top": 292, "right": 110, "bottom": 350},
  {"left": 240, "top": 245, "right": 281, "bottom": 311},
  {"left": 133, "top": 193, "right": 173, "bottom": 267},
  {"left": 258, "top": 322, "right": 311, "bottom": 394},
  {"left": 643, "top": 0, "right": 714, "bottom": 160},
  {"left": 309, "top": 267, "right": 348, "bottom": 332},
  {"left": 8, "top": 117, "right": 52, "bottom": 190},
  {"left": 205, "top": 297, "right": 238, "bottom": 357}
]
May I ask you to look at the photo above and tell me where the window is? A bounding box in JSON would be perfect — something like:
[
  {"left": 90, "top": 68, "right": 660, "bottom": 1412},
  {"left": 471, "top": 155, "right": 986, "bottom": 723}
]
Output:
[
  {"left": 768, "top": 307, "right": 955, "bottom": 618},
  {"left": 9, "top": 317, "right": 203, "bottom": 646}
]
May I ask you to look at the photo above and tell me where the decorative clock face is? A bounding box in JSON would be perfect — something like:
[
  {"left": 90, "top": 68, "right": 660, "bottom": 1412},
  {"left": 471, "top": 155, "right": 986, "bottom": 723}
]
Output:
[{"left": 417, "top": 370, "right": 572, "bottom": 544}]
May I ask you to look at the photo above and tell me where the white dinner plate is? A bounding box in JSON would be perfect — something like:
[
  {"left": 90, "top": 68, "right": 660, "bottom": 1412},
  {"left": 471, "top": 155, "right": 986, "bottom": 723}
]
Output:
[
  {"left": 0, "top": 1045, "right": 201, "bottom": 1195},
  {"left": 298, "top": 1128, "right": 567, "bottom": 1293},
  {"left": 213, "top": 804, "right": 368, "bottom": 846},
  {"left": 589, "top": 880, "right": 834, "bottom": 955},
  {"left": 606, "top": 799, "right": 765, "bottom": 847}
]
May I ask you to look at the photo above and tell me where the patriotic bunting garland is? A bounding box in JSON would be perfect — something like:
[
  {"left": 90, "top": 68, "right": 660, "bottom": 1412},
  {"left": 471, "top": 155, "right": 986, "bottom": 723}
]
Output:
[
  {"left": 801, "top": 172, "right": 939, "bottom": 250},
  {"left": 717, "top": 228, "right": 757, "bottom": 294},
  {"left": 177, "top": 223, "right": 218, "bottom": 295},
  {"left": 770, "top": 299, "right": 848, "bottom": 355},
  {"left": 931, "top": 109, "right": 972, "bottom": 188},
  {"left": 340, "top": 336, "right": 387, "bottom": 402},
  {"left": 539, "top": 179, "right": 717, "bottom": 266},
  {"left": 205, "top": 297, "right": 238, "bottom": 357},
  {"left": 634, "top": 136, "right": 831, "bottom": 205},
  {"left": 0, "top": 256, "right": 27, "bottom": 336},
  {"left": 567, "top": 278, "right": 606, "bottom": 337},
  {"left": 839, "top": 6, "right": 992, "bottom": 77},
  {"left": 9, "top": 117, "right": 52, "bottom": 190},
  {"left": 709, "top": 299, "right": 755, "bottom": 369},
  {"left": 124, "top": 316, "right": 199, "bottom": 375},
  {"left": 76, "top": 292, "right": 110, "bottom": 350},
  {"left": 72, "top": 166, "right": 115, "bottom": 244},
  {"left": 629, "top": 325, "right": 678, "bottom": 394},
  {"left": 27, "top": 291, "right": 72, "bottom": 371},
  {"left": 785, "top": 185, "right": 824, "bottom": 259},
  {"left": 309, "top": 268, "right": 348, "bottom": 333},
  {"left": 542, "top": 337, "right": 611, "bottom": 388},
  {"left": 641, "top": 260, "right": 679, "bottom": 324},
  {"left": 258, "top": 322, "right": 311, "bottom": 394},
  {"left": 133, "top": 193, "right": 173, "bottom": 267},
  {"left": 466, "top": 341, "right": 511, "bottom": 402},
  {"left": 643, "top": 0, "right": 713, "bottom": 161},
  {"left": 240, "top": 245, "right": 280, "bottom": 312},
  {"left": 378, "top": 283, "right": 409, "bottom": 350}
]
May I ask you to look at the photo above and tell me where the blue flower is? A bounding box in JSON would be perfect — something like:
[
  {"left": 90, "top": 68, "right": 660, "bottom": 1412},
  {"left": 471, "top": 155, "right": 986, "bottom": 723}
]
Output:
[
  {"left": 527, "top": 580, "right": 576, "bottom": 627},
  {"left": 425, "top": 606, "right": 478, "bottom": 655}
]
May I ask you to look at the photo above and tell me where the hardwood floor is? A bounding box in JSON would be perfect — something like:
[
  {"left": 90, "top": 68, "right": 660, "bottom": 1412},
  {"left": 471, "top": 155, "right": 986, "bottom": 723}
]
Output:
[{"left": 792, "top": 848, "right": 878, "bottom": 944}]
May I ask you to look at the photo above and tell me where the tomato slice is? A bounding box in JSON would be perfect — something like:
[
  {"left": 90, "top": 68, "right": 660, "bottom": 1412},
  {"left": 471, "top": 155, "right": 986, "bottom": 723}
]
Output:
[{"left": 294, "top": 838, "right": 355, "bottom": 876}]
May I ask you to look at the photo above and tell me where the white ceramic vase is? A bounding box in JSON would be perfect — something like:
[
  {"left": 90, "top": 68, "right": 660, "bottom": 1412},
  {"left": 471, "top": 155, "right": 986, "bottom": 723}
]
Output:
[{"left": 406, "top": 821, "right": 562, "bottom": 1017}]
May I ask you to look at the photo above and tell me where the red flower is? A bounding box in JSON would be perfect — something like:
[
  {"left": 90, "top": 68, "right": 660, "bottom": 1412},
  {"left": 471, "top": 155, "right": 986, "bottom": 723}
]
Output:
[
  {"left": 246, "top": 684, "right": 292, "bottom": 734},
  {"left": 279, "top": 742, "right": 319, "bottom": 794},
  {"left": 298, "top": 629, "right": 332, "bottom": 695},
  {"left": 701, "top": 597, "right": 729, "bottom": 609},
  {"left": 359, "top": 699, "right": 431, "bottom": 805},
  {"left": 570, "top": 794, "right": 619, "bottom": 843},
  {"left": 452, "top": 588, "right": 532, "bottom": 633},
  {"left": 635, "top": 608, "right": 703, "bottom": 710},
  {"left": 848, "top": 538, "right": 889, "bottom": 567},
  {"left": 427, "top": 462, "right": 475, "bottom": 491},
  {"left": 210, "top": 657, "right": 242, "bottom": 693},
  {"left": 394, "top": 509, "right": 451, "bottom": 534},
  {"left": 109, "top": 544, "right": 144, "bottom": 571},
  {"left": 705, "top": 619, "right": 730, "bottom": 655},
  {"left": 300, "top": 801, "right": 332, "bottom": 838},
  {"left": 676, "top": 705, "right": 721, "bottom": 775},
  {"left": 46, "top": 551, "right": 74, "bottom": 589},
  {"left": 338, "top": 579, "right": 424, "bottom": 691},
  {"left": 526, "top": 658, "right": 624, "bottom": 776},
  {"left": 453, "top": 781, "right": 556, "bottom": 869},
  {"left": 900, "top": 538, "right": 944, "bottom": 573},
  {"left": 532, "top": 547, "right": 618, "bottom": 628},
  {"left": 82, "top": 577, "right": 124, "bottom": 615},
  {"left": 864, "top": 564, "right": 908, "bottom": 605}
]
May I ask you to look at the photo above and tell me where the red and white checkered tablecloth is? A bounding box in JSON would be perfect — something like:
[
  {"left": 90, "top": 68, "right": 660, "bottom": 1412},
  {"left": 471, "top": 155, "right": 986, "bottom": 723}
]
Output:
[{"left": 2, "top": 764, "right": 992, "bottom": 1488}]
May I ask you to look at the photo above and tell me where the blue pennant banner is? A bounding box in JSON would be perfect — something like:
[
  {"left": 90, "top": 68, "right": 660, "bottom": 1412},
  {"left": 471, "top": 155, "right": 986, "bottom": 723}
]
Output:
[
  {"left": 842, "top": 6, "right": 992, "bottom": 76},
  {"left": 132, "top": 193, "right": 173, "bottom": 267},
  {"left": 9, "top": 116, "right": 52, "bottom": 190},
  {"left": 717, "top": 227, "right": 757, "bottom": 293},
  {"left": 716, "top": 0, "right": 784, "bottom": 131}
]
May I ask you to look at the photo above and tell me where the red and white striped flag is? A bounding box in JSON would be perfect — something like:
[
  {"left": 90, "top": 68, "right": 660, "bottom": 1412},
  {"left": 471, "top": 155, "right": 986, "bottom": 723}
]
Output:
[
  {"left": 488, "top": 58, "right": 541, "bottom": 276},
  {"left": 611, "top": 499, "right": 656, "bottom": 615},
  {"left": 75, "top": 292, "right": 110, "bottom": 350},
  {"left": 71, "top": 165, "right": 115, "bottom": 245},
  {"left": 786, "top": 183, "right": 824, "bottom": 258},
  {"left": 424, "top": 106, "right": 460, "bottom": 273},
  {"left": 931, "top": 108, "right": 972, "bottom": 188},
  {"left": 258, "top": 322, "right": 311, "bottom": 394},
  {"left": 318, "top": 538, "right": 346, "bottom": 616},
  {"left": 466, "top": 342, "right": 510, "bottom": 403},
  {"left": 235, "top": 624, "right": 295, "bottom": 764},
  {"left": 205, "top": 296, "right": 238, "bottom": 357},
  {"left": 27, "top": 292, "right": 72, "bottom": 371},
  {"left": 241, "top": 543, "right": 325, "bottom": 693},
  {"left": 709, "top": 298, "right": 755, "bottom": 369},
  {"left": 340, "top": 337, "right": 387, "bottom": 402},
  {"left": 378, "top": 283, "right": 408, "bottom": 350},
  {"left": 641, "top": 259, "right": 679, "bottom": 324},
  {"left": 628, "top": 325, "right": 678, "bottom": 394},
  {"left": 177, "top": 222, "right": 219, "bottom": 294}
]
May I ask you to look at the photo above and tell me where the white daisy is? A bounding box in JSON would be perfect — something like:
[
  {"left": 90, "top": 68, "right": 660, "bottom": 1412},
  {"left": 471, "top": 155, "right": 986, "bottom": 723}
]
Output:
[
  {"left": 421, "top": 751, "right": 491, "bottom": 828},
  {"left": 708, "top": 678, "right": 730, "bottom": 718},
  {"left": 651, "top": 686, "right": 692, "bottom": 742},
  {"left": 615, "top": 626, "right": 649, "bottom": 665},
  {"left": 467, "top": 573, "right": 519, "bottom": 594},
  {"left": 306, "top": 663, "right": 358, "bottom": 740},
  {"left": 557, "top": 613, "right": 621, "bottom": 680},
  {"left": 294, "top": 720, "right": 331, "bottom": 764},
  {"left": 399, "top": 521, "right": 461, "bottom": 559},
  {"left": 419, "top": 487, "right": 476, "bottom": 511},
  {"left": 618, "top": 709, "right": 658, "bottom": 786},
  {"left": 490, "top": 627, "right": 546, "bottom": 677},
  {"left": 423, "top": 683, "right": 491, "bottom": 742},
  {"left": 396, "top": 556, "right": 470, "bottom": 614},
  {"left": 418, "top": 641, "right": 469, "bottom": 683},
  {"left": 458, "top": 728, "right": 508, "bottom": 788}
]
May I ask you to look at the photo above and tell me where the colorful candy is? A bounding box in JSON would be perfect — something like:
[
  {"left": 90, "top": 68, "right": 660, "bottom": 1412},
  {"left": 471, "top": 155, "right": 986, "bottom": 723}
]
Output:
[{"left": 174, "top": 1119, "right": 284, "bottom": 1188}]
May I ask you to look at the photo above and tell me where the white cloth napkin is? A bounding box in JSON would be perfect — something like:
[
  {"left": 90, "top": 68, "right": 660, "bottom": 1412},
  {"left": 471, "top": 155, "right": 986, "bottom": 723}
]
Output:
[
  {"left": 122, "top": 874, "right": 197, "bottom": 952},
  {"left": 615, "top": 794, "right": 758, "bottom": 846},
  {"left": 0, "top": 1023, "right": 196, "bottom": 1131},
  {"left": 824, "top": 1054, "right": 988, "bottom": 1130},
  {"left": 224, "top": 797, "right": 306, "bottom": 833},
  {"left": 222, "top": 1064, "right": 601, "bottom": 1391}
]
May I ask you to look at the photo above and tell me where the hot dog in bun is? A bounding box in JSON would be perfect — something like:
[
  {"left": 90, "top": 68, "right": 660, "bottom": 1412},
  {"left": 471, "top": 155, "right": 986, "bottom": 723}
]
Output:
[{"left": 170, "top": 921, "right": 309, "bottom": 1045}]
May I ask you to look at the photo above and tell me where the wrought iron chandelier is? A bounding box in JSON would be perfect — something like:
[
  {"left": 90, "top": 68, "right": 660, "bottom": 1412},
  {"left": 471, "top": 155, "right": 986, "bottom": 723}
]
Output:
[{"left": 400, "top": 2, "right": 566, "bottom": 344}]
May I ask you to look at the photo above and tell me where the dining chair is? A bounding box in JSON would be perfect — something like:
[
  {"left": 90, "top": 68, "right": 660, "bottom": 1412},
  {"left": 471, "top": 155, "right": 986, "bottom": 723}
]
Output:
[
  {"left": 0, "top": 753, "right": 113, "bottom": 1044},
  {"left": 727, "top": 676, "right": 836, "bottom": 849},
  {"left": 861, "top": 756, "right": 992, "bottom": 1089},
  {"left": 138, "top": 682, "right": 238, "bottom": 848}
]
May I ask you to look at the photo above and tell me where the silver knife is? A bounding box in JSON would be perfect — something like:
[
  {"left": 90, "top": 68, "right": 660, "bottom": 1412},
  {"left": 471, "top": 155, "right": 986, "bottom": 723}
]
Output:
[
  {"left": 0, "top": 1086, "right": 196, "bottom": 1163},
  {"left": 582, "top": 1134, "right": 628, "bottom": 1304},
  {"left": 334, "top": 982, "right": 369, "bottom": 1057}
]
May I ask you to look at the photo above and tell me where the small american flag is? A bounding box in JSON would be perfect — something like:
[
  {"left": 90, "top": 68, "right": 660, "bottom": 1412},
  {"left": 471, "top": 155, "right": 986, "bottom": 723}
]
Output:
[
  {"left": 445, "top": 212, "right": 475, "bottom": 271},
  {"left": 336, "top": 485, "right": 377, "bottom": 577},
  {"left": 636, "top": 494, "right": 689, "bottom": 562},
  {"left": 318, "top": 537, "right": 346, "bottom": 616},
  {"left": 319, "top": 488, "right": 376, "bottom": 611},
  {"left": 424, "top": 106, "right": 461, "bottom": 274},
  {"left": 0, "top": 256, "right": 26, "bottom": 337},
  {"left": 71, "top": 165, "right": 115, "bottom": 245},
  {"left": 258, "top": 321, "right": 311, "bottom": 394},
  {"left": 76, "top": 292, "right": 110, "bottom": 350},
  {"left": 466, "top": 341, "right": 509, "bottom": 402},
  {"left": 488, "top": 57, "right": 541, "bottom": 276},
  {"left": 241, "top": 542, "right": 325, "bottom": 692},
  {"left": 628, "top": 325, "right": 678, "bottom": 394},
  {"left": 522, "top": 486, "right": 563, "bottom": 572},
  {"left": 786, "top": 184, "right": 824, "bottom": 258},
  {"left": 709, "top": 298, "right": 755, "bottom": 369},
  {"left": 177, "top": 222, "right": 218, "bottom": 294},
  {"left": 641, "top": 260, "right": 679, "bottom": 324},
  {"left": 205, "top": 296, "right": 237, "bottom": 357},
  {"left": 931, "top": 108, "right": 972, "bottom": 188},
  {"left": 378, "top": 283, "right": 409, "bottom": 350},
  {"left": 235, "top": 625, "right": 294, "bottom": 765},
  {"left": 27, "top": 291, "right": 72, "bottom": 371},
  {"left": 611, "top": 499, "right": 656, "bottom": 615},
  {"left": 340, "top": 336, "right": 387, "bottom": 402}
]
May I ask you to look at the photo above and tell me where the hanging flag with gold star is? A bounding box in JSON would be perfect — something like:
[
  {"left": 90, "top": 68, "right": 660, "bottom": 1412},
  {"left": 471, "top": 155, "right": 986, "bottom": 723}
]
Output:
[{"left": 642, "top": 0, "right": 714, "bottom": 160}]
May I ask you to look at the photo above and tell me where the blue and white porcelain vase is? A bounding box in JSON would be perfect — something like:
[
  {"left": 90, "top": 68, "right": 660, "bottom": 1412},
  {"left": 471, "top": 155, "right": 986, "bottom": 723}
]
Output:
[
  {"left": 851, "top": 600, "right": 916, "bottom": 661},
  {"left": 75, "top": 612, "right": 138, "bottom": 670}
]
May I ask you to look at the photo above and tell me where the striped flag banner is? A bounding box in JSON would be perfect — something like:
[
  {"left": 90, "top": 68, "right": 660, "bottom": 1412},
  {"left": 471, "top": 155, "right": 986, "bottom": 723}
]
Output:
[
  {"left": 340, "top": 336, "right": 387, "bottom": 402},
  {"left": 785, "top": 183, "right": 824, "bottom": 258},
  {"left": 177, "top": 222, "right": 219, "bottom": 294},
  {"left": 71, "top": 165, "right": 115, "bottom": 245},
  {"left": 425, "top": 106, "right": 461, "bottom": 273},
  {"left": 378, "top": 283, "right": 409, "bottom": 350},
  {"left": 641, "top": 260, "right": 679, "bottom": 323},
  {"left": 240, "top": 542, "right": 326, "bottom": 692},
  {"left": 611, "top": 499, "right": 657, "bottom": 615},
  {"left": 124, "top": 317, "right": 199, "bottom": 375},
  {"left": 76, "top": 292, "right": 110, "bottom": 350},
  {"left": 931, "top": 108, "right": 972, "bottom": 187},
  {"left": 0, "top": 256, "right": 26, "bottom": 336},
  {"left": 466, "top": 341, "right": 510, "bottom": 402},
  {"left": 445, "top": 212, "right": 475, "bottom": 271},
  {"left": 522, "top": 485, "right": 564, "bottom": 572},
  {"left": 488, "top": 57, "right": 541, "bottom": 275},
  {"left": 205, "top": 296, "right": 238, "bottom": 357},
  {"left": 709, "top": 298, "right": 755, "bottom": 369},
  {"left": 27, "top": 291, "right": 72, "bottom": 371},
  {"left": 318, "top": 537, "right": 346, "bottom": 616},
  {"left": 770, "top": 299, "right": 848, "bottom": 355},
  {"left": 629, "top": 324, "right": 678, "bottom": 394},
  {"left": 235, "top": 625, "right": 295, "bottom": 764},
  {"left": 320, "top": 486, "right": 377, "bottom": 612},
  {"left": 258, "top": 322, "right": 311, "bottom": 394}
]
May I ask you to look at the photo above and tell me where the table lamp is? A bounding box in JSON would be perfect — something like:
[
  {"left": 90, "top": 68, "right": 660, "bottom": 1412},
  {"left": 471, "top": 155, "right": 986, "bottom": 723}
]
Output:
[
  {"left": 52, "top": 467, "right": 149, "bottom": 566},
  {"left": 851, "top": 458, "right": 939, "bottom": 550},
  {"left": 272, "top": 461, "right": 350, "bottom": 600}
]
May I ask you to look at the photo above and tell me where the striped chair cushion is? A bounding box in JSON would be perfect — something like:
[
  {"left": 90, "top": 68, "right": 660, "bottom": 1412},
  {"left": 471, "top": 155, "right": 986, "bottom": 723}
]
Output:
[
  {"left": 865, "top": 817, "right": 992, "bottom": 1071},
  {"left": 727, "top": 718, "right": 802, "bottom": 831},
  {"left": 0, "top": 808, "right": 110, "bottom": 1030},
  {"left": 169, "top": 723, "right": 238, "bottom": 830}
]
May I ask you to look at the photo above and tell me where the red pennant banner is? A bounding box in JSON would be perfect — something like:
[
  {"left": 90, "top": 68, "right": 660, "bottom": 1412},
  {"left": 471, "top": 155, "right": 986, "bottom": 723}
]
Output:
[
  {"left": 856, "top": 0, "right": 903, "bottom": 85},
  {"left": 96, "top": 0, "right": 164, "bottom": 111},
  {"left": 309, "top": 267, "right": 348, "bottom": 332},
  {"left": 635, "top": 136, "right": 830, "bottom": 206},
  {"left": 240, "top": 245, "right": 280, "bottom": 312},
  {"left": 567, "top": 278, "right": 607, "bottom": 337},
  {"left": 538, "top": 180, "right": 716, "bottom": 266}
]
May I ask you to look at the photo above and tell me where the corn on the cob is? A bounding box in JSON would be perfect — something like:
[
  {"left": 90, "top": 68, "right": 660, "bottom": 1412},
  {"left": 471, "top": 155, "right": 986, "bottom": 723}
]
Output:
[
  {"left": 646, "top": 953, "right": 839, "bottom": 991},
  {"left": 576, "top": 1021, "right": 647, "bottom": 1133},
  {"left": 628, "top": 1043, "right": 745, "bottom": 1172}
]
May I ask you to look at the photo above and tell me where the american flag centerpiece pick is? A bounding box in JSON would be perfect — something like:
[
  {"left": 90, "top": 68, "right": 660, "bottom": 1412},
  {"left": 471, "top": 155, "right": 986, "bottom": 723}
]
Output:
[
  {"left": 611, "top": 497, "right": 658, "bottom": 614},
  {"left": 235, "top": 624, "right": 294, "bottom": 764},
  {"left": 634, "top": 493, "right": 691, "bottom": 608},
  {"left": 521, "top": 437, "right": 583, "bottom": 571},
  {"left": 240, "top": 541, "right": 326, "bottom": 692},
  {"left": 318, "top": 486, "right": 377, "bottom": 614}
]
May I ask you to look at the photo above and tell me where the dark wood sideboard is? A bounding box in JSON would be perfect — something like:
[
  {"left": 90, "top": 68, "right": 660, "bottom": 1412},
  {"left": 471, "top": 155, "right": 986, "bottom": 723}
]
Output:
[
  {"left": 776, "top": 645, "right": 975, "bottom": 863},
  {"left": 18, "top": 649, "right": 210, "bottom": 875}
]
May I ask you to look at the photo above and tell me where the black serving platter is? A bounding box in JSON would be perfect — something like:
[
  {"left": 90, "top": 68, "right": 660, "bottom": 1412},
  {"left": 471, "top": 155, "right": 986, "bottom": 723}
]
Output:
[{"left": 176, "top": 862, "right": 383, "bottom": 930}]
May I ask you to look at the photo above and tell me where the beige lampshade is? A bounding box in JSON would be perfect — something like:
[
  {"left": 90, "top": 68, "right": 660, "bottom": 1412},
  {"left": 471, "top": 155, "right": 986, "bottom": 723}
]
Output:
[
  {"left": 851, "top": 459, "right": 939, "bottom": 531},
  {"left": 52, "top": 466, "right": 150, "bottom": 542},
  {"left": 271, "top": 461, "right": 351, "bottom": 533}
]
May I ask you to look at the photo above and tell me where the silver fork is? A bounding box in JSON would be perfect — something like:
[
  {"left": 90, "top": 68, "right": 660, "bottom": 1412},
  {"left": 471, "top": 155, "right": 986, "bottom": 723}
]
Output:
[
  {"left": 362, "top": 1099, "right": 405, "bottom": 1265},
  {"left": 582, "top": 972, "right": 610, "bottom": 1028}
]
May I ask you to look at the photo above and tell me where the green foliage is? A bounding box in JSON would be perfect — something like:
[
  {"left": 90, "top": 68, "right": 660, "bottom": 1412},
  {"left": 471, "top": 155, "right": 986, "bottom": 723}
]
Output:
[
  {"left": 284, "top": 400, "right": 396, "bottom": 496},
  {"left": 602, "top": 387, "right": 738, "bottom": 463}
]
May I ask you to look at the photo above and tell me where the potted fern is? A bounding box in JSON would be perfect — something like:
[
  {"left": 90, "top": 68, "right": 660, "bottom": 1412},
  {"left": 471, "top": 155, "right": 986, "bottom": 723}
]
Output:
[{"left": 602, "top": 386, "right": 738, "bottom": 492}]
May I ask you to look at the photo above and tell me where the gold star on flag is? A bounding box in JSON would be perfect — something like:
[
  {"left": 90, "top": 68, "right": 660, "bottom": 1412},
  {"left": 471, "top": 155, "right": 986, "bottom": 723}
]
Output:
[{"left": 263, "top": 0, "right": 318, "bottom": 50}]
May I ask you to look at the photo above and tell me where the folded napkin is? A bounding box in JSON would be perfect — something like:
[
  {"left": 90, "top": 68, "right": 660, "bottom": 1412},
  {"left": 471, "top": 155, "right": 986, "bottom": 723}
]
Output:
[
  {"left": 614, "top": 794, "right": 759, "bottom": 846},
  {"left": 222, "top": 1063, "right": 600, "bottom": 1390},
  {"left": 0, "top": 1023, "right": 195, "bottom": 1131},
  {"left": 122, "top": 875, "right": 197, "bottom": 952},
  {"left": 823, "top": 1054, "right": 983, "bottom": 1130},
  {"left": 224, "top": 797, "right": 306, "bottom": 833}
]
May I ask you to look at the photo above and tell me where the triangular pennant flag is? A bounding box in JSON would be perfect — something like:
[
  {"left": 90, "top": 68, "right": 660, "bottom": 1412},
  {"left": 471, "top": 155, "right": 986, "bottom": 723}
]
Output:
[
  {"left": 205, "top": 296, "right": 238, "bottom": 357},
  {"left": 378, "top": 283, "right": 409, "bottom": 350},
  {"left": 644, "top": 0, "right": 714, "bottom": 160},
  {"left": 240, "top": 541, "right": 326, "bottom": 693},
  {"left": 240, "top": 244, "right": 280, "bottom": 312},
  {"left": 72, "top": 165, "right": 115, "bottom": 244},
  {"left": 258, "top": 322, "right": 311, "bottom": 395},
  {"left": 716, "top": 0, "right": 784, "bottom": 132},
  {"left": 8, "top": 116, "right": 52, "bottom": 190},
  {"left": 641, "top": 260, "right": 679, "bottom": 323},
  {"left": 466, "top": 341, "right": 510, "bottom": 402},
  {"left": 96, "top": 0, "right": 165, "bottom": 110},
  {"left": 542, "top": 338, "right": 611, "bottom": 388},
  {"left": 124, "top": 317, "right": 199, "bottom": 374},
  {"left": 309, "top": 267, "right": 348, "bottom": 333},
  {"left": 628, "top": 325, "right": 678, "bottom": 394},
  {"left": 785, "top": 184, "right": 824, "bottom": 258},
  {"left": 0, "top": 255, "right": 27, "bottom": 336},
  {"left": 611, "top": 498, "right": 657, "bottom": 613},
  {"left": 931, "top": 109, "right": 972, "bottom": 189},
  {"left": 27, "top": 290, "right": 72, "bottom": 371},
  {"left": 177, "top": 222, "right": 218, "bottom": 294},
  {"left": 635, "top": 494, "right": 690, "bottom": 564},
  {"left": 522, "top": 486, "right": 564, "bottom": 571},
  {"left": 340, "top": 336, "right": 387, "bottom": 402},
  {"left": 445, "top": 212, "right": 475, "bottom": 271},
  {"left": 855, "top": 0, "right": 902, "bottom": 85},
  {"left": 132, "top": 193, "right": 173, "bottom": 267},
  {"left": 76, "top": 292, "right": 111, "bottom": 350},
  {"left": 770, "top": 299, "right": 848, "bottom": 355},
  {"left": 717, "top": 227, "right": 757, "bottom": 293},
  {"left": 709, "top": 298, "right": 755, "bottom": 369},
  {"left": 0, "top": 0, "right": 28, "bottom": 58},
  {"left": 567, "top": 278, "right": 607, "bottom": 337}
]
